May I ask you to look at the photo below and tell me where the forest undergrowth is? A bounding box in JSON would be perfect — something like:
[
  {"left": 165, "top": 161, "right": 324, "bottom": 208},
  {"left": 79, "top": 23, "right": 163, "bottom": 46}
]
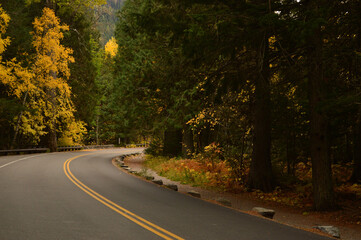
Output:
[{"left": 144, "top": 144, "right": 361, "bottom": 225}]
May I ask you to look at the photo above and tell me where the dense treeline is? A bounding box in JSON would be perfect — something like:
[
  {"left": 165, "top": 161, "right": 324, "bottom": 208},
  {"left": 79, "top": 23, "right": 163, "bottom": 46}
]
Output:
[
  {"left": 1, "top": 0, "right": 361, "bottom": 211},
  {"left": 109, "top": 0, "right": 361, "bottom": 210}
]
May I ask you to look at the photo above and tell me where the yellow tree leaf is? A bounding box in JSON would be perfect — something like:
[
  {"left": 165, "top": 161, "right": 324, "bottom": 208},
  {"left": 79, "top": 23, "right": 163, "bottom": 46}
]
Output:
[{"left": 105, "top": 37, "right": 118, "bottom": 58}]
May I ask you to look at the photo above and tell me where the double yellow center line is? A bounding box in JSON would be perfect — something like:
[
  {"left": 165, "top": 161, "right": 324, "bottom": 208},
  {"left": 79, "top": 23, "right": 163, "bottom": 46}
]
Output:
[{"left": 64, "top": 154, "right": 184, "bottom": 240}]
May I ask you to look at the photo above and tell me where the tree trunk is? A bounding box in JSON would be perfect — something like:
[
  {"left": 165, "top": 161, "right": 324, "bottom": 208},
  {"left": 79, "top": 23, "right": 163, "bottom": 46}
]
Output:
[
  {"left": 286, "top": 128, "right": 296, "bottom": 176},
  {"left": 352, "top": 3, "right": 361, "bottom": 184},
  {"left": 182, "top": 123, "right": 194, "bottom": 158},
  {"left": 199, "top": 128, "right": 212, "bottom": 150},
  {"left": 48, "top": 91, "right": 58, "bottom": 152},
  {"left": 96, "top": 115, "right": 99, "bottom": 145},
  {"left": 48, "top": 126, "right": 57, "bottom": 152},
  {"left": 44, "top": 8, "right": 58, "bottom": 152},
  {"left": 351, "top": 108, "right": 361, "bottom": 183},
  {"left": 248, "top": 27, "right": 275, "bottom": 192},
  {"left": 307, "top": 2, "right": 335, "bottom": 210},
  {"left": 48, "top": 69, "right": 58, "bottom": 152},
  {"left": 163, "top": 127, "right": 182, "bottom": 157},
  {"left": 11, "top": 91, "right": 28, "bottom": 149}
]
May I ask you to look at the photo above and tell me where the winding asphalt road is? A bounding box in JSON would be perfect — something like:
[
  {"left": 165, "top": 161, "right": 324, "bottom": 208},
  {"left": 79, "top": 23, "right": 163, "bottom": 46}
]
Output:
[{"left": 0, "top": 148, "right": 332, "bottom": 240}]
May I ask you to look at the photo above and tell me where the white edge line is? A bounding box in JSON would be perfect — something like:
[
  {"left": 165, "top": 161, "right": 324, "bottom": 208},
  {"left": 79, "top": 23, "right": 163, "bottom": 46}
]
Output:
[
  {"left": 0, "top": 154, "right": 50, "bottom": 169},
  {"left": 0, "top": 150, "right": 140, "bottom": 170}
]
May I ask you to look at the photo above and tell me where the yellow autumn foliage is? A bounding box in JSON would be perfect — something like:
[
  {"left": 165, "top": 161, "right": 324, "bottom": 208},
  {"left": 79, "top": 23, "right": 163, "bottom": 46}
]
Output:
[
  {"left": 14, "top": 7, "right": 86, "bottom": 144},
  {"left": 0, "top": 5, "right": 41, "bottom": 144},
  {"left": 0, "top": 5, "right": 35, "bottom": 99},
  {"left": 3, "top": 60, "right": 35, "bottom": 98},
  {"left": 0, "top": 5, "right": 86, "bottom": 145},
  {"left": 32, "top": 8, "right": 74, "bottom": 91},
  {"left": 0, "top": 5, "right": 12, "bottom": 87},
  {"left": 105, "top": 37, "right": 118, "bottom": 58},
  {"left": 0, "top": 5, "right": 10, "bottom": 55},
  {"left": 58, "top": 120, "right": 87, "bottom": 146}
]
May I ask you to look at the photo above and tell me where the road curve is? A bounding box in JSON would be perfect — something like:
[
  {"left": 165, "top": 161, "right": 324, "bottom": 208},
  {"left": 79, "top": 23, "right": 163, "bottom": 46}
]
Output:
[{"left": 0, "top": 148, "right": 332, "bottom": 240}]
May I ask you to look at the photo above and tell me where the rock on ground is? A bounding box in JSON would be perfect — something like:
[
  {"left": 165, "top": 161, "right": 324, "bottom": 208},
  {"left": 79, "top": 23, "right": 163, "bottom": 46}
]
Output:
[
  {"left": 166, "top": 184, "right": 178, "bottom": 191},
  {"left": 252, "top": 207, "right": 275, "bottom": 219},
  {"left": 188, "top": 191, "right": 201, "bottom": 198},
  {"left": 152, "top": 179, "right": 163, "bottom": 185},
  {"left": 313, "top": 226, "right": 340, "bottom": 238}
]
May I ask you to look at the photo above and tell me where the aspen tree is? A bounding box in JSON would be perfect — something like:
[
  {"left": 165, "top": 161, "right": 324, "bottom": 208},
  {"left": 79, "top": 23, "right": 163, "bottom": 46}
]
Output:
[{"left": 31, "top": 7, "right": 77, "bottom": 151}]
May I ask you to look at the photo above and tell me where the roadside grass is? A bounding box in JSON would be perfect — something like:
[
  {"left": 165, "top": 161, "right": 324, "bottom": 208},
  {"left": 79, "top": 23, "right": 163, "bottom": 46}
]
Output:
[
  {"left": 143, "top": 154, "right": 315, "bottom": 207},
  {"left": 144, "top": 155, "right": 240, "bottom": 191},
  {"left": 144, "top": 154, "right": 361, "bottom": 218},
  {"left": 144, "top": 153, "right": 361, "bottom": 224},
  {"left": 153, "top": 153, "right": 358, "bottom": 225}
]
